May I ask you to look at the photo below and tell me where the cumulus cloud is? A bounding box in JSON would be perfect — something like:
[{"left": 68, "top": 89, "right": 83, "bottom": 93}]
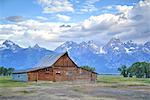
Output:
[
  {"left": 36, "top": 16, "right": 48, "bottom": 20},
  {"left": 80, "top": 0, "right": 100, "bottom": 12},
  {"left": 0, "top": 0, "right": 150, "bottom": 49},
  {"left": 117, "top": 0, "right": 150, "bottom": 41},
  {"left": 5, "top": 16, "right": 25, "bottom": 22},
  {"left": 116, "top": 5, "right": 133, "bottom": 13},
  {"left": 38, "top": 0, "right": 74, "bottom": 13},
  {"left": 0, "top": 19, "right": 73, "bottom": 49},
  {"left": 56, "top": 14, "right": 71, "bottom": 21},
  {"left": 60, "top": 0, "right": 150, "bottom": 44}
]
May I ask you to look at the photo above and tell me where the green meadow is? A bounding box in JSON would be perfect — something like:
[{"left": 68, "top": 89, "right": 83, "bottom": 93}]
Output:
[
  {"left": 0, "top": 75, "right": 150, "bottom": 87},
  {"left": 0, "top": 76, "right": 28, "bottom": 87},
  {"left": 97, "top": 75, "right": 150, "bottom": 87}
]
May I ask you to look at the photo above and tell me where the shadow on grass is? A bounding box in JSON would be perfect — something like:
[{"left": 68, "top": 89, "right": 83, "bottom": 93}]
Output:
[{"left": 18, "top": 90, "right": 34, "bottom": 94}]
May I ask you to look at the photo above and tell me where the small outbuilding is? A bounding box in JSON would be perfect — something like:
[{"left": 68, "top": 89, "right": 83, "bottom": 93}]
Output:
[{"left": 12, "top": 52, "right": 97, "bottom": 82}]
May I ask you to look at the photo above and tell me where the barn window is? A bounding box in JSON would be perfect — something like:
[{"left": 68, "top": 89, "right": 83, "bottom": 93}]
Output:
[
  {"left": 45, "top": 68, "right": 50, "bottom": 71},
  {"left": 66, "top": 71, "right": 73, "bottom": 76},
  {"left": 80, "top": 72, "right": 87, "bottom": 75},
  {"left": 56, "top": 71, "right": 61, "bottom": 74},
  {"left": 79, "top": 69, "right": 82, "bottom": 74}
]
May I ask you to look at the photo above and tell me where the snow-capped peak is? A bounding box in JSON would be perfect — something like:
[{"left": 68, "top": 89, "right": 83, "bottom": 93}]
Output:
[
  {"left": 99, "top": 47, "right": 106, "bottom": 54},
  {"left": 87, "top": 40, "right": 100, "bottom": 53},
  {"left": 55, "top": 41, "right": 77, "bottom": 53},
  {"left": 79, "top": 41, "right": 87, "bottom": 48},
  {"left": 88, "top": 40, "right": 94, "bottom": 44},
  {"left": 124, "top": 40, "right": 139, "bottom": 53},
  {"left": 102, "top": 38, "right": 126, "bottom": 53},
  {"left": 2, "top": 40, "right": 15, "bottom": 46},
  {"left": 33, "top": 44, "right": 40, "bottom": 49},
  {"left": 144, "top": 41, "right": 150, "bottom": 48},
  {"left": 65, "top": 41, "right": 76, "bottom": 45},
  {"left": 61, "top": 41, "right": 77, "bottom": 48},
  {"left": 0, "top": 40, "right": 20, "bottom": 51},
  {"left": 108, "top": 38, "right": 122, "bottom": 46}
]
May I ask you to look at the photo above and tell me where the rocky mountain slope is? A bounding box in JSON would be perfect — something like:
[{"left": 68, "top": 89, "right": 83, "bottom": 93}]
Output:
[
  {"left": 55, "top": 38, "right": 150, "bottom": 73},
  {"left": 0, "top": 40, "right": 54, "bottom": 69}
]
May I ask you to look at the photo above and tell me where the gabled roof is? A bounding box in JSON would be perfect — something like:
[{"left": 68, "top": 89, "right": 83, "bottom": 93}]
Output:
[
  {"left": 36, "top": 52, "right": 67, "bottom": 67},
  {"left": 13, "top": 52, "right": 67, "bottom": 73}
]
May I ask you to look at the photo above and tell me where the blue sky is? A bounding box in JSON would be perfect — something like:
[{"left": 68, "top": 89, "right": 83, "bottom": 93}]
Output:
[
  {"left": 1, "top": 0, "right": 141, "bottom": 22},
  {"left": 0, "top": 0, "right": 150, "bottom": 50}
]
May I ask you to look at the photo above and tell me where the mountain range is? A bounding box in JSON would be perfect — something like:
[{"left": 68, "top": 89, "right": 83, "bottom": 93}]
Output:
[
  {"left": 0, "top": 40, "right": 53, "bottom": 69},
  {"left": 0, "top": 38, "right": 150, "bottom": 73}
]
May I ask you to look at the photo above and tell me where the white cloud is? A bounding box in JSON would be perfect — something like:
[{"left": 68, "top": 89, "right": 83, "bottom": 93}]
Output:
[
  {"left": 116, "top": 5, "right": 133, "bottom": 18},
  {"left": 105, "top": 6, "right": 113, "bottom": 10},
  {"left": 116, "top": 5, "right": 133, "bottom": 13},
  {"left": 86, "top": 0, "right": 101, "bottom": 4},
  {"left": 36, "top": 16, "right": 48, "bottom": 20},
  {"left": 0, "top": 19, "right": 71, "bottom": 49},
  {"left": 0, "top": 0, "right": 150, "bottom": 49},
  {"left": 62, "top": 0, "right": 150, "bottom": 43},
  {"left": 80, "top": 0, "right": 100, "bottom": 12},
  {"left": 56, "top": 14, "right": 71, "bottom": 21},
  {"left": 81, "top": 4, "right": 98, "bottom": 12},
  {"left": 38, "top": 0, "right": 74, "bottom": 13},
  {"left": 82, "top": 14, "right": 119, "bottom": 30}
]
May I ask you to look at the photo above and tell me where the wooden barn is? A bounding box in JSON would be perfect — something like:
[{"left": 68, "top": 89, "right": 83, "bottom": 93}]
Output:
[{"left": 12, "top": 52, "right": 97, "bottom": 82}]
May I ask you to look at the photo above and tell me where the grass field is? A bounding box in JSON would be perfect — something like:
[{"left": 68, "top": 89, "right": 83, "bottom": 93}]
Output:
[
  {"left": 0, "top": 76, "right": 28, "bottom": 87},
  {"left": 97, "top": 75, "right": 150, "bottom": 86},
  {"left": 1, "top": 75, "right": 149, "bottom": 87},
  {"left": 0, "top": 76, "right": 150, "bottom": 100}
]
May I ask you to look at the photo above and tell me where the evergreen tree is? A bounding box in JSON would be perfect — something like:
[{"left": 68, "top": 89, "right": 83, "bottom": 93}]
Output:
[
  {"left": 118, "top": 65, "right": 128, "bottom": 77},
  {"left": 119, "top": 62, "right": 150, "bottom": 78},
  {"left": 80, "top": 66, "right": 96, "bottom": 72},
  {"left": 0, "top": 66, "right": 15, "bottom": 76}
]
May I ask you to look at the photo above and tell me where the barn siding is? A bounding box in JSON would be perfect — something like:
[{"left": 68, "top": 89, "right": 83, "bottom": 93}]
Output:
[
  {"left": 53, "top": 54, "right": 78, "bottom": 81},
  {"left": 12, "top": 73, "right": 28, "bottom": 82},
  {"left": 91, "top": 73, "right": 97, "bottom": 81},
  {"left": 28, "top": 71, "right": 37, "bottom": 81},
  {"left": 54, "top": 54, "right": 76, "bottom": 67},
  {"left": 76, "top": 68, "right": 95, "bottom": 82},
  {"left": 37, "top": 67, "right": 53, "bottom": 81},
  {"left": 53, "top": 67, "right": 77, "bottom": 81},
  {"left": 28, "top": 67, "right": 54, "bottom": 81}
]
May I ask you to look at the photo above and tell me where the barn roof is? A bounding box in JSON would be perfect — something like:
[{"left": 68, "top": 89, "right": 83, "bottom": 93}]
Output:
[
  {"left": 13, "top": 52, "right": 67, "bottom": 73},
  {"left": 36, "top": 52, "right": 66, "bottom": 67}
]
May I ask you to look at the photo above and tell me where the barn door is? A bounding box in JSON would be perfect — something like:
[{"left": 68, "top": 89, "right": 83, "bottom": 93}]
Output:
[
  {"left": 55, "top": 71, "right": 62, "bottom": 81},
  {"left": 66, "top": 71, "right": 74, "bottom": 81}
]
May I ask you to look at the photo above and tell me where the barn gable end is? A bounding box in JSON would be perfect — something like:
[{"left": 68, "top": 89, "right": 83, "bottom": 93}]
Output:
[{"left": 54, "top": 52, "right": 77, "bottom": 68}]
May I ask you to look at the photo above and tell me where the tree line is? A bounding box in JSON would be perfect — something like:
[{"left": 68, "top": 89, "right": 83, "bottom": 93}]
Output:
[
  {"left": 0, "top": 66, "right": 15, "bottom": 76},
  {"left": 118, "top": 62, "right": 150, "bottom": 78},
  {"left": 80, "top": 66, "right": 96, "bottom": 72}
]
